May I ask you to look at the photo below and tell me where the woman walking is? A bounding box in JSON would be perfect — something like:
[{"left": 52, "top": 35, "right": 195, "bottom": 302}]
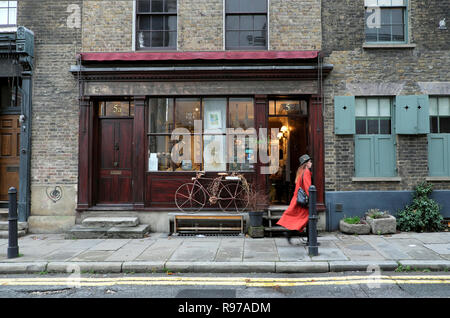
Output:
[{"left": 277, "top": 154, "right": 312, "bottom": 245}]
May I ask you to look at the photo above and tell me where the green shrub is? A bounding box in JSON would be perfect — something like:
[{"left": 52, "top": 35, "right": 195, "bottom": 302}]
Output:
[
  {"left": 343, "top": 216, "right": 363, "bottom": 224},
  {"left": 397, "top": 182, "right": 445, "bottom": 232}
]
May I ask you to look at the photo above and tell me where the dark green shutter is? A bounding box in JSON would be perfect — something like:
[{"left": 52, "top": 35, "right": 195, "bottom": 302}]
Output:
[
  {"left": 428, "top": 134, "right": 449, "bottom": 176},
  {"left": 334, "top": 96, "right": 355, "bottom": 135}
]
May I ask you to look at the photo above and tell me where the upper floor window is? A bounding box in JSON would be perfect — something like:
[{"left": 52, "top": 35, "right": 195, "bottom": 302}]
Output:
[
  {"left": 225, "top": 0, "right": 267, "bottom": 50},
  {"left": 0, "top": 1, "right": 17, "bottom": 25},
  {"left": 364, "top": 0, "right": 407, "bottom": 43},
  {"left": 430, "top": 96, "right": 450, "bottom": 134},
  {"left": 136, "top": 0, "right": 177, "bottom": 50}
]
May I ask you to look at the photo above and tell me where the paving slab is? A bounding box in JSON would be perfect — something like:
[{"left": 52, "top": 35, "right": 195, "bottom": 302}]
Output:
[
  {"left": 309, "top": 241, "right": 349, "bottom": 261},
  {"left": 335, "top": 240, "right": 386, "bottom": 261},
  {"left": 359, "top": 235, "right": 412, "bottom": 260},
  {"left": 69, "top": 250, "right": 116, "bottom": 262},
  {"left": 135, "top": 238, "right": 181, "bottom": 262},
  {"left": 169, "top": 240, "right": 220, "bottom": 262},
  {"left": 88, "top": 239, "right": 131, "bottom": 251},
  {"left": 105, "top": 239, "right": 155, "bottom": 262},
  {"left": 244, "top": 238, "right": 278, "bottom": 261},
  {"left": 215, "top": 238, "right": 244, "bottom": 262},
  {"left": 387, "top": 238, "right": 443, "bottom": 260}
]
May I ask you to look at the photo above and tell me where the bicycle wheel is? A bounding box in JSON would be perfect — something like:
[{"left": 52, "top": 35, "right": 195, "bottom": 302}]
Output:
[
  {"left": 175, "top": 183, "right": 206, "bottom": 212},
  {"left": 218, "top": 182, "right": 250, "bottom": 212}
]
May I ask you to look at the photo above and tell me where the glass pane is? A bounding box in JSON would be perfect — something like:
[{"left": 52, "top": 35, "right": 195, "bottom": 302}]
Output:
[
  {"left": 226, "top": 16, "right": 239, "bottom": 30},
  {"left": 167, "top": 31, "right": 176, "bottom": 47},
  {"left": 7, "top": 6, "right": 15, "bottom": 24},
  {"left": 151, "top": 31, "right": 164, "bottom": 46},
  {"left": 379, "top": 98, "right": 391, "bottom": 116},
  {"left": 226, "top": 31, "right": 239, "bottom": 47},
  {"left": 241, "top": 0, "right": 267, "bottom": 13},
  {"left": 439, "top": 97, "right": 450, "bottom": 116},
  {"left": 430, "top": 97, "right": 438, "bottom": 116},
  {"left": 240, "top": 15, "right": 252, "bottom": 30},
  {"left": 380, "top": 119, "right": 391, "bottom": 134},
  {"left": 226, "top": 0, "right": 240, "bottom": 13},
  {"left": 381, "top": 8, "right": 391, "bottom": 24},
  {"left": 138, "top": 16, "right": 150, "bottom": 30},
  {"left": 175, "top": 98, "right": 201, "bottom": 132},
  {"left": 167, "top": 16, "right": 177, "bottom": 31},
  {"left": 228, "top": 134, "right": 256, "bottom": 171},
  {"left": 300, "top": 100, "right": 308, "bottom": 115},
  {"left": 240, "top": 30, "right": 253, "bottom": 46},
  {"left": 356, "top": 119, "right": 367, "bottom": 134},
  {"left": 253, "top": 30, "right": 266, "bottom": 46},
  {"left": 148, "top": 135, "right": 201, "bottom": 172},
  {"left": 0, "top": 2, "right": 8, "bottom": 7},
  {"left": 9, "top": 2, "right": 17, "bottom": 8},
  {"left": 149, "top": 98, "right": 174, "bottom": 133},
  {"left": 392, "top": 25, "right": 404, "bottom": 41},
  {"left": 138, "top": 31, "right": 151, "bottom": 48},
  {"left": 391, "top": 8, "right": 404, "bottom": 24},
  {"left": 276, "top": 100, "right": 300, "bottom": 115},
  {"left": 367, "top": 119, "right": 379, "bottom": 134},
  {"left": 365, "top": 29, "right": 378, "bottom": 42},
  {"left": 367, "top": 98, "right": 379, "bottom": 116},
  {"left": 269, "top": 100, "right": 275, "bottom": 115},
  {"left": 379, "top": 25, "right": 392, "bottom": 41},
  {"left": 203, "top": 98, "right": 227, "bottom": 133},
  {"left": 151, "top": 0, "right": 163, "bottom": 12},
  {"left": 203, "top": 135, "right": 227, "bottom": 171},
  {"left": 430, "top": 117, "right": 438, "bottom": 133},
  {"left": 105, "top": 101, "right": 130, "bottom": 117},
  {"left": 151, "top": 16, "right": 163, "bottom": 30},
  {"left": 254, "top": 15, "right": 267, "bottom": 30},
  {"left": 439, "top": 117, "right": 450, "bottom": 133},
  {"left": 229, "top": 98, "right": 254, "bottom": 129},
  {"left": 0, "top": 8, "right": 7, "bottom": 24},
  {"left": 165, "top": 0, "right": 177, "bottom": 12},
  {"left": 355, "top": 98, "right": 367, "bottom": 117},
  {"left": 137, "top": 0, "right": 150, "bottom": 13}
]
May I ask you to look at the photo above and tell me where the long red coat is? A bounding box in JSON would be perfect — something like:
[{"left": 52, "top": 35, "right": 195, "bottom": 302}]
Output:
[{"left": 276, "top": 168, "right": 311, "bottom": 232}]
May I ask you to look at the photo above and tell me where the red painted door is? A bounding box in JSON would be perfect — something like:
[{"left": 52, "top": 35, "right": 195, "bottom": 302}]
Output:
[
  {"left": 0, "top": 115, "right": 20, "bottom": 201},
  {"left": 97, "top": 119, "right": 133, "bottom": 204}
]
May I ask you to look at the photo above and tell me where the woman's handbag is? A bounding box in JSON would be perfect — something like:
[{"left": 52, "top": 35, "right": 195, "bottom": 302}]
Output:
[{"left": 296, "top": 172, "right": 309, "bottom": 207}]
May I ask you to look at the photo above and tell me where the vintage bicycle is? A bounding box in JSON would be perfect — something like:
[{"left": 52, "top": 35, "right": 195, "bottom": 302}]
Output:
[{"left": 174, "top": 172, "right": 250, "bottom": 213}]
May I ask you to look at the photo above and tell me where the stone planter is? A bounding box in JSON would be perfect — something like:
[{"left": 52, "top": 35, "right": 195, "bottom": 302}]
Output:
[
  {"left": 366, "top": 215, "right": 396, "bottom": 234},
  {"left": 248, "top": 211, "right": 264, "bottom": 238},
  {"left": 339, "top": 220, "right": 371, "bottom": 235}
]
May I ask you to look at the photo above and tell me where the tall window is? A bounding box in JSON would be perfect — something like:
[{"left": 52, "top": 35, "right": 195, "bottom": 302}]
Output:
[
  {"left": 0, "top": 1, "right": 17, "bottom": 25},
  {"left": 147, "top": 97, "right": 255, "bottom": 172},
  {"left": 136, "top": 0, "right": 177, "bottom": 50},
  {"left": 225, "top": 0, "right": 267, "bottom": 50},
  {"left": 364, "top": 0, "right": 407, "bottom": 43},
  {"left": 428, "top": 96, "right": 450, "bottom": 177},
  {"left": 354, "top": 97, "right": 396, "bottom": 177}
]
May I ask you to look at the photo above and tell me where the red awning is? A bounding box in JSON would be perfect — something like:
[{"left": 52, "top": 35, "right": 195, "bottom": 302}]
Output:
[{"left": 79, "top": 51, "right": 319, "bottom": 62}]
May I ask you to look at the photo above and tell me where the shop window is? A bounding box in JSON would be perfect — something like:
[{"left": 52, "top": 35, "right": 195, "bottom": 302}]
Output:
[
  {"left": 0, "top": 1, "right": 17, "bottom": 25},
  {"left": 225, "top": 0, "right": 267, "bottom": 50},
  {"left": 0, "top": 77, "right": 21, "bottom": 111},
  {"left": 364, "top": 0, "right": 407, "bottom": 43},
  {"left": 147, "top": 97, "right": 255, "bottom": 172},
  {"left": 136, "top": 0, "right": 177, "bottom": 50}
]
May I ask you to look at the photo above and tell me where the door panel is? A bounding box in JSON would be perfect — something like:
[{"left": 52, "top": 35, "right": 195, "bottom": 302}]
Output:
[
  {"left": 0, "top": 115, "right": 20, "bottom": 201},
  {"left": 98, "top": 119, "right": 133, "bottom": 204}
]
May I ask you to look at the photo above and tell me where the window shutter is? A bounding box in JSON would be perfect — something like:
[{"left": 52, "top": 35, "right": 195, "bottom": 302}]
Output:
[
  {"left": 395, "top": 95, "right": 430, "bottom": 134},
  {"left": 334, "top": 96, "right": 355, "bottom": 135},
  {"left": 376, "top": 135, "right": 396, "bottom": 177},
  {"left": 355, "top": 135, "right": 375, "bottom": 177},
  {"left": 428, "top": 134, "right": 449, "bottom": 176}
]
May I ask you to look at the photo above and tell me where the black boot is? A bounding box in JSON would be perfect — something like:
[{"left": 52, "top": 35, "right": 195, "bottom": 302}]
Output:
[{"left": 284, "top": 231, "right": 293, "bottom": 245}]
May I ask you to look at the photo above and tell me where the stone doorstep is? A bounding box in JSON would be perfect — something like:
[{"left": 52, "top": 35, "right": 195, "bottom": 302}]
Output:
[
  {"left": 0, "top": 230, "right": 27, "bottom": 238},
  {"left": 81, "top": 216, "right": 139, "bottom": 228},
  {"left": 0, "top": 221, "right": 28, "bottom": 231},
  {"left": 66, "top": 224, "right": 150, "bottom": 239}
]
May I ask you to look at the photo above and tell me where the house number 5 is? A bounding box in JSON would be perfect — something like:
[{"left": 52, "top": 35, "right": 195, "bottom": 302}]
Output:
[{"left": 113, "top": 104, "right": 122, "bottom": 113}]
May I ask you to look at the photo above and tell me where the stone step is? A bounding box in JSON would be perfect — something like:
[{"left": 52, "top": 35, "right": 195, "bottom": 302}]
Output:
[
  {"left": 66, "top": 224, "right": 151, "bottom": 239},
  {"left": 0, "top": 221, "right": 28, "bottom": 231},
  {"left": 0, "top": 209, "right": 8, "bottom": 221},
  {"left": 0, "top": 230, "right": 27, "bottom": 238},
  {"left": 81, "top": 216, "right": 139, "bottom": 228}
]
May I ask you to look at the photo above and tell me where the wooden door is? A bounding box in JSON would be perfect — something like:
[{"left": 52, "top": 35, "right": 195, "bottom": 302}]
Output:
[
  {"left": 0, "top": 115, "right": 20, "bottom": 201},
  {"left": 97, "top": 119, "right": 133, "bottom": 204},
  {"left": 288, "top": 116, "right": 308, "bottom": 197}
]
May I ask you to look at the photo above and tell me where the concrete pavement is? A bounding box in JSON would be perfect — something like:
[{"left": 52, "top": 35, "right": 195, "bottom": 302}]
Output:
[{"left": 0, "top": 231, "right": 449, "bottom": 274}]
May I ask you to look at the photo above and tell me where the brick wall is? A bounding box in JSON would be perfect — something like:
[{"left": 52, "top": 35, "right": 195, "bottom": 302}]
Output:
[{"left": 322, "top": 0, "right": 450, "bottom": 192}]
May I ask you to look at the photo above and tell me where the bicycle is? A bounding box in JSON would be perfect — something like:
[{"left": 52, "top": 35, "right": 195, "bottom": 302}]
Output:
[{"left": 174, "top": 172, "right": 250, "bottom": 213}]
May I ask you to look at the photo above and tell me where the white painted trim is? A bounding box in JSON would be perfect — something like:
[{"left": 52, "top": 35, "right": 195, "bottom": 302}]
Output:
[
  {"left": 132, "top": 0, "right": 136, "bottom": 51},
  {"left": 426, "top": 177, "right": 450, "bottom": 182}
]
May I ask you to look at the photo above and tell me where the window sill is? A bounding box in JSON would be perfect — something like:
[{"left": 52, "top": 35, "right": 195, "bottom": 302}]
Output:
[
  {"left": 363, "top": 43, "right": 416, "bottom": 49},
  {"left": 426, "top": 176, "right": 450, "bottom": 181},
  {"left": 352, "top": 177, "right": 402, "bottom": 182}
]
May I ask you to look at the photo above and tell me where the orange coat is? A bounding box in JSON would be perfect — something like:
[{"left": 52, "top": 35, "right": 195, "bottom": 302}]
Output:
[{"left": 276, "top": 168, "right": 311, "bottom": 232}]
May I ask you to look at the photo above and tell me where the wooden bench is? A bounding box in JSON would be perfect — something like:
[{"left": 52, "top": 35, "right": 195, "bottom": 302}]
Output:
[{"left": 169, "top": 213, "right": 245, "bottom": 235}]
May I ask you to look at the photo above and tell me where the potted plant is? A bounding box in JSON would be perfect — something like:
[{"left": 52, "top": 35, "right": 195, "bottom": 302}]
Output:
[
  {"left": 339, "top": 216, "right": 370, "bottom": 235},
  {"left": 365, "top": 208, "right": 396, "bottom": 235},
  {"left": 247, "top": 188, "right": 268, "bottom": 238}
]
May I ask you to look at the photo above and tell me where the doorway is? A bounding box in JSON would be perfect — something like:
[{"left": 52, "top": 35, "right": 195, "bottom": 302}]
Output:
[
  {"left": 96, "top": 100, "right": 134, "bottom": 205},
  {"left": 268, "top": 99, "right": 309, "bottom": 205},
  {"left": 0, "top": 115, "right": 20, "bottom": 201}
]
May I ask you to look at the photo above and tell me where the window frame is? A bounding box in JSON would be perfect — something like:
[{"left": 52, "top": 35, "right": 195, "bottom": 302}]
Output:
[
  {"left": 135, "top": 0, "right": 177, "bottom": 50},
  {"left": 0, "top": 1, "right": 17, "bottom": 26},
  {"left": 147, "top": 96, "right": 256, "bottom": 173},
  {"left": 355, "top": 97, "right": 393, "bottom": 135},
  {"left": 364, "top": 0, "right": 408, "bottom": 44},
  {"left": 225, "top": 0, "right": 268, "bottom": 50},
  {"left": 430, "top": 96, "right": 450, "bottom": 134}
]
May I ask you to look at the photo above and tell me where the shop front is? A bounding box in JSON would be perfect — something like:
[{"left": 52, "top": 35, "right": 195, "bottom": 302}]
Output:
[{"left": 72, "top": 51, "right": 331, "bottom": 224}]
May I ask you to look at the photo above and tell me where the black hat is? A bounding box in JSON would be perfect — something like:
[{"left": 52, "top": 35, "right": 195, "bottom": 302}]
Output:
[{"left": 299, "top": 154, "right": 311, "bottom": 166}]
